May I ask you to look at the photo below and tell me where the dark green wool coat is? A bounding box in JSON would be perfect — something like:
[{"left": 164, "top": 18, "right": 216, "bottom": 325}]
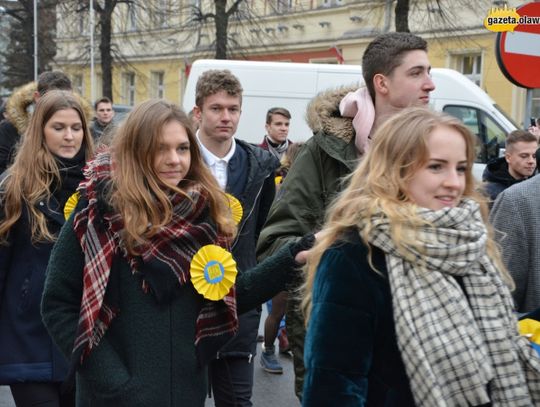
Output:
[{"left": 41, "top": 215, "right": 300, "bottom": 407}]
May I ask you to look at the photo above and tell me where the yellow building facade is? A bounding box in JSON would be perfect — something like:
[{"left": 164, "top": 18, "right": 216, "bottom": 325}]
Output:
[{"left": 54, "top": 0, "right": 533, "bottom": 126}]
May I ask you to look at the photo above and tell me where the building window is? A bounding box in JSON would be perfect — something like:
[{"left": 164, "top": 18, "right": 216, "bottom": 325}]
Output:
[
  {"left": 320, "top": 0, "right": 343, "bottom": 7},
  {"left": 122, "top": 72, "right": 135, "bottom": 105},
  {"left": 78, "top": 14, "right": 86, "bottom": 35},
  {"left": 233, "top": 0, "right": 250, "bottom": 19},
  {"left": 72, "top": 74, "right": 84, "bottom": 96},
  {"left": 185, "top": 0, "right": 201, "bottom": 24},
  {"left": 309, "top": 57, "right": 338, "bottom": 64},
  {"left": 531, "top": 89, "right": 540, "bottom": 120},
  {"left": 276, "top": 0, "right": 293, "bottom": 13},
  {"left": 128, "top": 4, "right": 137, "bottom": 31},
  {"left": 95, "top": 75, "right": 103, "bottom": 99},
  {"left": 151, "top": 71, "right": 164, "bottom": 99},
  {"left": 154, "top": 0, "right": 168, "bottom": 27},
  {"left": 458, "top": 54, "right": 482, "bottom": 86}
]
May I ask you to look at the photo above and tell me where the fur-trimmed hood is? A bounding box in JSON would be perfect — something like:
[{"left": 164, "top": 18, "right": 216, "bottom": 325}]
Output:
[
  {"left": 4, "top": 81, "right": 94, "bottom": 135},
  {"left": 5, "top": 82, "right": 36, "bottom": 135},
  {"left": 305, "top": 85, "right": 358, "bottom": 144}
]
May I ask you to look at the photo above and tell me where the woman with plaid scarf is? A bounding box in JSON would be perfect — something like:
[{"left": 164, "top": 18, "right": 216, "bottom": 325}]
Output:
[
  {"left": 41, "top": 99, "right": 311, "bottom": 407},
  {"left": 302, "top": 107, "right": 540, "bottom": 407},
  {"left": 0, "top": 91, "right": 94, "bottom": 407}
]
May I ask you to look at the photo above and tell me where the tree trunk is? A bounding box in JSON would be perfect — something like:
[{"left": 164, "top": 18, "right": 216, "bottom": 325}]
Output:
[
  {"left": 214, "top": 0, "right": 228, "bottom": 59},
  {"left": 395, "top": 0, "right": 410, "bottom": 32},
  {"left": 99, "top": 0, "right": 115, "bottom": 100}
]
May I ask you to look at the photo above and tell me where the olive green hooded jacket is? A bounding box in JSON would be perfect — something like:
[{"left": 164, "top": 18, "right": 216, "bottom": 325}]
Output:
[{"left": 256, "top": 85, "right": 360, "bottom": 259}]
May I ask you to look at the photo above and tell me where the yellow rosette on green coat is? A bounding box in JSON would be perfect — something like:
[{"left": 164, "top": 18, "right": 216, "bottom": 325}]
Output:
[{"left": 190, "top": 244, "right": 237, "bottom": 301}]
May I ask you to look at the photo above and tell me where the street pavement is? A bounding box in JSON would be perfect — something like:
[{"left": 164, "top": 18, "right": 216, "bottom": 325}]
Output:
[
  {"left": 0, "top": 308, "right": 300, "bottom": 406},
  {"left": 0, "top": 387, "right": 12, "bottom": 407}
]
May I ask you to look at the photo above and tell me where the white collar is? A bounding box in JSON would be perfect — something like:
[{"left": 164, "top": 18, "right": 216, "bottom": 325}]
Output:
[{"left": 196, "top": 131, "right": 237, "bottom": 166}]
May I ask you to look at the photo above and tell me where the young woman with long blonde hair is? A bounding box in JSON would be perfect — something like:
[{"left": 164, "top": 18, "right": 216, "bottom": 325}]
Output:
[
  {"left": 302, "top": 107, "right": 540, "bottom": 406},
  {"left": 0, "top": 90, "right": 94, "bottom": 407},
  {"left": 42, "top": 99, "right": 312, "bottom": 406}
]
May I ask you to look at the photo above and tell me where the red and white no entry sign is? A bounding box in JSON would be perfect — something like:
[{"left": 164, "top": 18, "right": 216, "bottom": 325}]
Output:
[{"left": 496, "top": 2, "right": 540, "bottom": 89}]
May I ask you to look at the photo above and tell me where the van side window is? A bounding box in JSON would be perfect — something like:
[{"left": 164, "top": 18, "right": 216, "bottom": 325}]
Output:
[{"left": 443, "top": 105, "right": 506, "bottom": 164}]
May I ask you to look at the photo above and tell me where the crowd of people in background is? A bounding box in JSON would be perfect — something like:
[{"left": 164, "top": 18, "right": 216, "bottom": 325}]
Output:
[{"left": 1, "top": 31, "right": 540, "bottom": 407}]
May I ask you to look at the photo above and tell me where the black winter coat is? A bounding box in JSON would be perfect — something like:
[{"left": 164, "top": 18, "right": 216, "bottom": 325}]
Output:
[
  {"left": 0, "top": 120, "right": 20, "bottom": 173},
  {"left": 218, "top": 139, "right": 279, "bottom": 358},
  {"left": 482, "top": 157, "right": 525, "bottom": 205},
  {"left": 0, "top": 200, "right": 69, "bottom": 383}
]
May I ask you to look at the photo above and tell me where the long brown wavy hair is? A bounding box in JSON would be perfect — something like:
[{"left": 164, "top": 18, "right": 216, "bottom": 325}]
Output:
[
  {"left": 107, "top": 99, "right": 236, "bottom": 254},
  {"left": 302, "top": 107, "right": 511, "bottom": 321},
  {"left": 0, "top": 90, "right": 94, "bottom": 243}
]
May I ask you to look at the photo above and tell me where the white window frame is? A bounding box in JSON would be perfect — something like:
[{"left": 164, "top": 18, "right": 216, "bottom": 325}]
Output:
[
  {"left": 122, "top": 72, "right": 135, "bottom": 106},
  {"left": 128, "top": 4, "right": 137, "bottom": 31},
  {"left": 458, "top": 54, "right": 482, "bottom": 86},
  {"left": 276, "top": 0, "right": 293, "bottom": 13},
  {"left": 156, "top": 0, "right": 168, "bottom": 27},
  {"left": 72, "top": 74, "right": 84, "bottom": 96},
  {"left": 531, "top": 89, "right": 540, "bottom": 120},
  {"left": 150, "top": 71, "right": 165, "bottom": 99},
  {"left": 320, "top": 0, "right": 342, "bottom": 7}
]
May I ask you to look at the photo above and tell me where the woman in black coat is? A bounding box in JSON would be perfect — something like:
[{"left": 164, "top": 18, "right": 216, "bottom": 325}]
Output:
[{"left": 0, "top": 90, "right": 94, "bottom": 406}]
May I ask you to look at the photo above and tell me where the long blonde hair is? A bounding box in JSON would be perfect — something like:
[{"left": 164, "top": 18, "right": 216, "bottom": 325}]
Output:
[
  {"left": 0, "top": 90, "right": 94, "bottom": 243},
  {"left": 303, "top": 107, "right": 509, "bottom": 321},
  {"left": 107, "top": 99, "right": 236, "bottom": 255}
]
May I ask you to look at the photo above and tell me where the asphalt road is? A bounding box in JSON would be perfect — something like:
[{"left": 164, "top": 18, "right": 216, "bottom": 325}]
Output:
[
  {"left": 0, "top": 308, "right": 300, "bottom": 407},
  {"left": 0, "top": 387, "right": 12, "bottom": 407}
]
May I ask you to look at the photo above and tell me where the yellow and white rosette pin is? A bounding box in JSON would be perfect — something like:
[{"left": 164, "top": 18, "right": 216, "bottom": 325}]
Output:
[
  {"left": 190, "top": 244, "right": 237, "bottom": 301},
  {"left": 518, "top": 318, "right": 540, "bottom": 344},
  {"left": 64, "top": 191, "right": 80, "bottom": 220},
  {"left": 225, "top": 193, "right": 243, "bottom": 225}
]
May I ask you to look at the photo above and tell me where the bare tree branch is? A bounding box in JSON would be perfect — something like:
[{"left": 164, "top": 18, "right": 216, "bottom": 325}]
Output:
[{"left": 1, "top": 0, "right": 58, "bottom": 89}]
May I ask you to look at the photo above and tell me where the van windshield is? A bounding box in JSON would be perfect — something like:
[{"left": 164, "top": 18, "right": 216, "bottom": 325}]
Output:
[
  {"left": 443, "top": 105, "right": 506, "bottom": 164},
  {"left": 494, "top": 104, "right": 519, "bottom": 128}
]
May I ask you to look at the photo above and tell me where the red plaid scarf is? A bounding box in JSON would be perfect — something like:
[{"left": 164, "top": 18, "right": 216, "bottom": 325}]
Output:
[{"left": 71, "top": 152, "right": 238, "bottom": 365}]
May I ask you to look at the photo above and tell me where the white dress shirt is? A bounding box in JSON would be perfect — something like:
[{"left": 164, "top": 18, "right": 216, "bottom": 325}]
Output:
[{"left": 196, "top": 132, "right": 236, "bottom": 190}]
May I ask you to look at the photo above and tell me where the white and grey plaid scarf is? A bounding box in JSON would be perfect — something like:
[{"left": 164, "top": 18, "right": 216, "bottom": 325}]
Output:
[{"left": 367, "top": 198, "right": 540, "bottom": 406}]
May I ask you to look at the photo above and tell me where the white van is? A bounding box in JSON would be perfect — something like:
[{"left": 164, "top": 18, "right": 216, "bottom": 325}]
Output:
[{"left": 183, "top": 59, "right": 517, "bottom": 177}]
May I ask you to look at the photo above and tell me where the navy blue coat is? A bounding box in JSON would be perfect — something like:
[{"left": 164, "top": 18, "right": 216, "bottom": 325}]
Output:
[
  {"left": 0, "top": 200, "right": 69, "bottom": 384},
  {"left": 217, "top": 139, "right": 279, "bottom": 358},
  {"left": 303, "top": 232, "right": 415, "bottom": 406}
]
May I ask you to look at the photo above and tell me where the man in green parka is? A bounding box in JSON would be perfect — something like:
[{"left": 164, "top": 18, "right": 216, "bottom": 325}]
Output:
[{"left": 256, "top": 32, "right": 436, "bottom": 399}]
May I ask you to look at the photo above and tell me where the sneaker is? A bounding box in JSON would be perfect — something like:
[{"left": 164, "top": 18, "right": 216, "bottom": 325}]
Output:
[{"left": 260, "top": 346, "right": 283, "bottom": 374}]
